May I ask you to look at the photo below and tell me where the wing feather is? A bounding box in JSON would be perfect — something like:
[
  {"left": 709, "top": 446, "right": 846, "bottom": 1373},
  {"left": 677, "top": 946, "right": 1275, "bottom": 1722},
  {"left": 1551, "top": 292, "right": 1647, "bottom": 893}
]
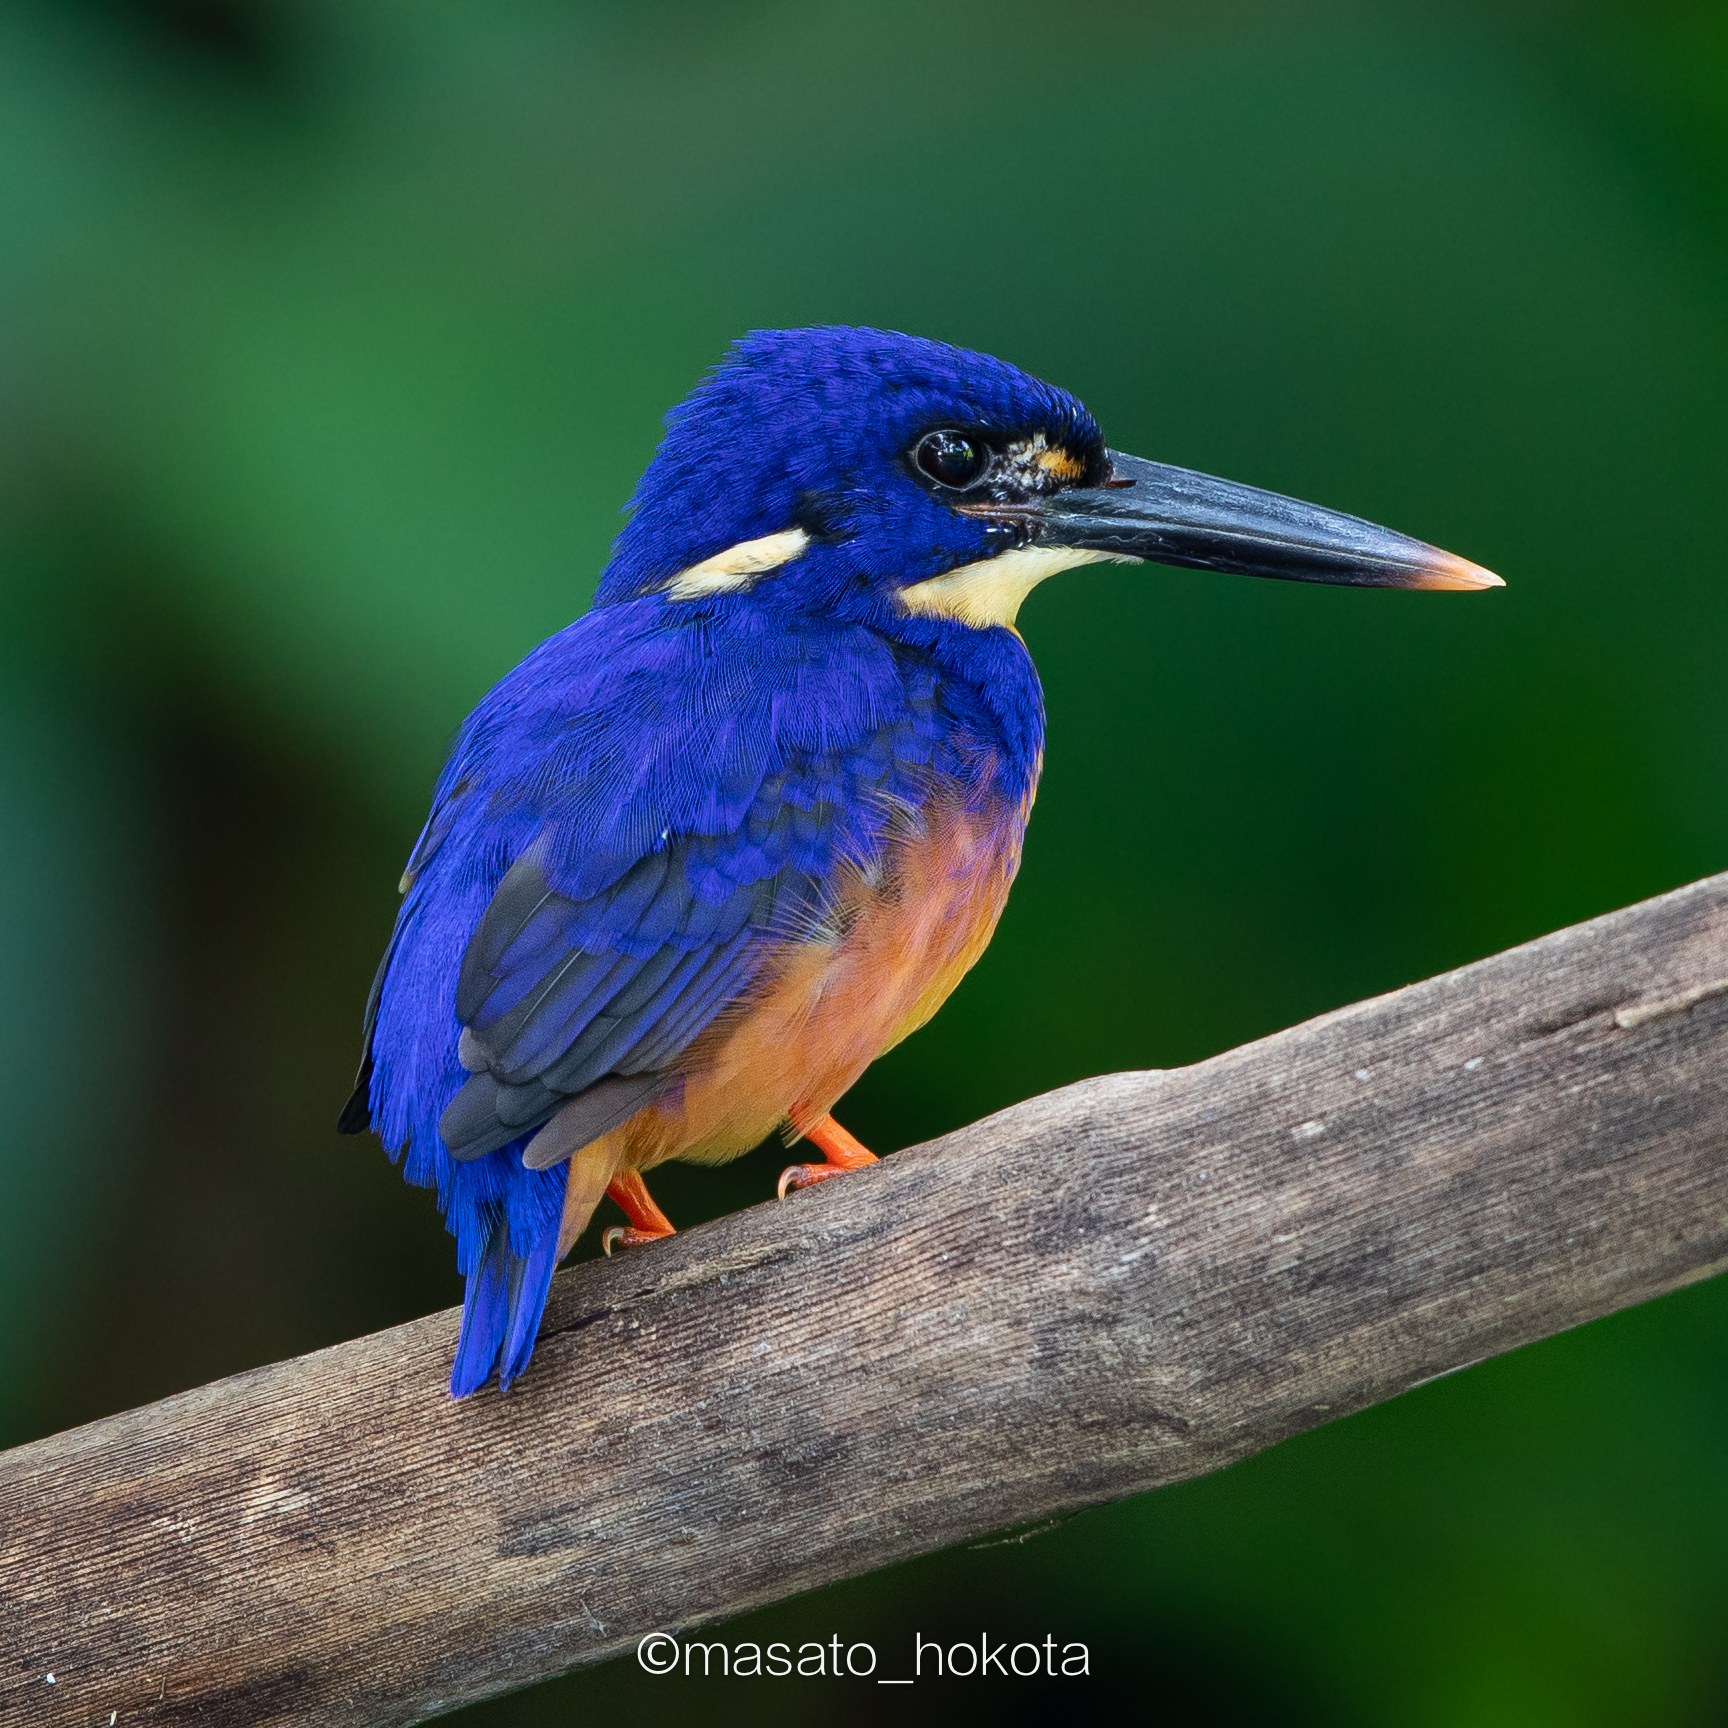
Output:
[{"left": 369, "top": 604, "right": 943, "bottom": 1171}]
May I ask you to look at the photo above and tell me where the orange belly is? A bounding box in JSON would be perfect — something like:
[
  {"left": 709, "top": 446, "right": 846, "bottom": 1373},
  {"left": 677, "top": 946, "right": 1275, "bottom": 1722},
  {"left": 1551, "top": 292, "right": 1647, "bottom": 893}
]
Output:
[{"left": 555, "top": 794, "right": 1027, "bottom": 1254}]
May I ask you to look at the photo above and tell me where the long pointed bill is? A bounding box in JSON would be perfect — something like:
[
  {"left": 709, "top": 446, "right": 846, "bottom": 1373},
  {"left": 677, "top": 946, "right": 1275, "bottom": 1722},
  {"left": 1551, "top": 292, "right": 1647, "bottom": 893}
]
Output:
[{"left": 966, "top": 451, "right": 1502, "bottom": 591}]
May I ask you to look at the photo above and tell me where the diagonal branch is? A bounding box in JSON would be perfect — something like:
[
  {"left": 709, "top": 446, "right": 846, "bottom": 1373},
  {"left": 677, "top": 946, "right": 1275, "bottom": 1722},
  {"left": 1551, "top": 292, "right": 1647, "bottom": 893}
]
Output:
[{"left": 5, "top": 874, "right": 1728, "bottom": 1727}]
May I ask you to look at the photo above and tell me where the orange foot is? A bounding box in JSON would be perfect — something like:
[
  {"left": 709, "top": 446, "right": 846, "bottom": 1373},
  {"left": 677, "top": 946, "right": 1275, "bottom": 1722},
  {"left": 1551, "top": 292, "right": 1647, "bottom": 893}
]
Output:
[
  {"left": 777, "top": 1113, "right": 879, "bottom": 1200},
  {"left": 601, "top": 1169, "right": 676, "bottom": 1255}
]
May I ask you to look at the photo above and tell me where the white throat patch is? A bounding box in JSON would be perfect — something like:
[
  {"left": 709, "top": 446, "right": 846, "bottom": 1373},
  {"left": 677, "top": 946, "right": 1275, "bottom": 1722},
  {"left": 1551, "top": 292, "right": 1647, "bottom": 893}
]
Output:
[{"left": 897, "top": 544, "right": 1133, "bottom": 629}]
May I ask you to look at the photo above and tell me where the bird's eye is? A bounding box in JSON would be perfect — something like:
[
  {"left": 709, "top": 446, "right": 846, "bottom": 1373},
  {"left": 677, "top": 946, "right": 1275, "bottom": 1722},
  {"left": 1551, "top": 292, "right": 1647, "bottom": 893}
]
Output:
[{"left": 913, "top": 430, "right": 988, "bottom": 490}]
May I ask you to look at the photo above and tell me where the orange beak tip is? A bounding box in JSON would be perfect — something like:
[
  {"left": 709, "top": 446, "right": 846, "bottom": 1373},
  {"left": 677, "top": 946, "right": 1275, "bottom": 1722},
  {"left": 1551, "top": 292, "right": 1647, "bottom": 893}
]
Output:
[{"left": 1416, "top": 556, "right": 1505, "bottom": 592}]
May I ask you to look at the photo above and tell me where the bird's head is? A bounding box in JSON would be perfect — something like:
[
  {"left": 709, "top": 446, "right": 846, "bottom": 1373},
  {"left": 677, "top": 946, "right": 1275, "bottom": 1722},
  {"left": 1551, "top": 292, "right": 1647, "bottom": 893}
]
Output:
[{"left": 595, "top": 326, "right": 1500, "bottom": 629}]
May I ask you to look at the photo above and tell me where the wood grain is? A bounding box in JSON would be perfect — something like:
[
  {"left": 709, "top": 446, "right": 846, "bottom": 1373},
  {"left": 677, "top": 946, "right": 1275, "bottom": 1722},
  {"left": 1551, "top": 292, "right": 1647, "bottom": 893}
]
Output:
[{"left": 5, "top": 872, "right": 1728, "bottom": 1727}]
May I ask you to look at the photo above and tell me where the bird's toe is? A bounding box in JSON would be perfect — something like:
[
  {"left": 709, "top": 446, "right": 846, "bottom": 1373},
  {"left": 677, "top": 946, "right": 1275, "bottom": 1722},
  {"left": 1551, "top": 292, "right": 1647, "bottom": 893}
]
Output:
[
  {"left": 602, "top": 1224, "right": 675, "bottom": 1255},
  {"left": 777, "top": 1162, "right": 847, "bottom": 1199}
]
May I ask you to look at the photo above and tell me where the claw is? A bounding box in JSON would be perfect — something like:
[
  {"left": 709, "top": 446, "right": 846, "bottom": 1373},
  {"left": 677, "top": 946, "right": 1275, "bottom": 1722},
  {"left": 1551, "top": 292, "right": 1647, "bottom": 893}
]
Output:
[
  {"left": 603, "top": 1225, "right": 670, "bottom": 1255},
  {"left": 777, "top": 1163, "right": 839, "bottom": 1200}
]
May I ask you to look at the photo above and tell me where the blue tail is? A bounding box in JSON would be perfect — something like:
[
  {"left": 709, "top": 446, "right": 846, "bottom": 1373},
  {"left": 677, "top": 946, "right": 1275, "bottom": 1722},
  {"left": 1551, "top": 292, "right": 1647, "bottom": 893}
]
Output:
[{"left": 447, "top": 1147, "right": 569, "bottom": 1398}]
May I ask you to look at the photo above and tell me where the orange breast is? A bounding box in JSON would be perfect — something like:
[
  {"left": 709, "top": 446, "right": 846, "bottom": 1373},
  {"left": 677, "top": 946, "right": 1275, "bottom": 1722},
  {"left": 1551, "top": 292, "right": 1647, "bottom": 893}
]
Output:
[{"left": 554, "top": 794, "right": 1029, "bottom": 1253}]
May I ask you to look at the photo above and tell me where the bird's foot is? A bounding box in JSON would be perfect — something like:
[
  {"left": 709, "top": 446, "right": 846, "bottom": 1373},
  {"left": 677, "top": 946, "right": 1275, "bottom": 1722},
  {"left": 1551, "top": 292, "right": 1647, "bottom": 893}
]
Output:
[
  {"left": 601, "top": 1169, "right": 676, "bottom": 1256},
  {"left": 602, "top": 1226, "right": 673, "bottom": 1253},
  {"left": 777, "top": 1113, "right": 878, "bottom": 1199}
]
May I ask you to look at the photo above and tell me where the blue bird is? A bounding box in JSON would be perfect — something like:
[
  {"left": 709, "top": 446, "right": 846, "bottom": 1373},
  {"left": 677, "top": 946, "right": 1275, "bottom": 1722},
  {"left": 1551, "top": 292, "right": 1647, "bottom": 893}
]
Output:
[{"left": 340, "top": 326, "right": 1500, "bottom": 1396}]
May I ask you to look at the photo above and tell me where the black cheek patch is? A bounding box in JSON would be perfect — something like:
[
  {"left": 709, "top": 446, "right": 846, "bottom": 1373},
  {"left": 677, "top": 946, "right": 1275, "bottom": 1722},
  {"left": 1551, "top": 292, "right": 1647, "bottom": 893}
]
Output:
[{"left": 792, "top": 489, "right": 851, "bottom": 542}]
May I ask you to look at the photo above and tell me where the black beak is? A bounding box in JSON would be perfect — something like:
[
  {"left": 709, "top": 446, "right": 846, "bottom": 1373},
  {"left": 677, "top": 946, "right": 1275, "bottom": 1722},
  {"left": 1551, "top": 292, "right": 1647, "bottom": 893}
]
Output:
[{"left": 965, "top": 451, "right": 1502, "bottom": 591}]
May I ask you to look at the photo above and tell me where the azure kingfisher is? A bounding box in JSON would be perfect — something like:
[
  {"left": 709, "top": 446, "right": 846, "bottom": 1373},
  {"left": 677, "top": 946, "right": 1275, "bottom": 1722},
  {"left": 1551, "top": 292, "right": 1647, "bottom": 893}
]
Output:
[{"left": 340, "top": 326, "right": 1500, "bottom": 1397}]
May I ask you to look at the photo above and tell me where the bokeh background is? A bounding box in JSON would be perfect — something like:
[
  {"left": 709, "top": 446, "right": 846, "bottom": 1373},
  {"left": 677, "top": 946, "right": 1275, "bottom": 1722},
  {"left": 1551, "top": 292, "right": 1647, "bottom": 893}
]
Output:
[{"left": 3, "top": 0, "right": 1727, "bottom": 1721}]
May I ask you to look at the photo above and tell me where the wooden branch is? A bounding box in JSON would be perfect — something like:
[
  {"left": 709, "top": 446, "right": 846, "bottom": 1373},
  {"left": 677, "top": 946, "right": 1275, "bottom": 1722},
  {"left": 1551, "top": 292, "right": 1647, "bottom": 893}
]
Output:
[{"left": 6, "top": 874, "right": 1728, "bottom": 1727}]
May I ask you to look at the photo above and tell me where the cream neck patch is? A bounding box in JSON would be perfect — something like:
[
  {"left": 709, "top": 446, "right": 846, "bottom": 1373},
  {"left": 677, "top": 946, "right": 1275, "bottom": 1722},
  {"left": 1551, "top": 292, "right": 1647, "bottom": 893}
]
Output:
[
  {"left": 664, "top": 527, "right": 811, "bottom": 600},
  {"left": 896, "top": 544, "right": 1133, "bottom": 630}
]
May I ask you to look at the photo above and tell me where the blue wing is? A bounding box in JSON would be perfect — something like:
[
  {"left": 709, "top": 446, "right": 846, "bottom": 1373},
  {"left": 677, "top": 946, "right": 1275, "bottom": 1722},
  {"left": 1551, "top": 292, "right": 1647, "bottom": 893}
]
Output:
[
  {"left": 430, "top": 602, "right": 955, "bottom": 1168},
  {"left": 352, "top": 595, "right": 949, "bottom": 1393},
  {"left": 439, "top": 783, "right": 840, "bottom": 1167}
]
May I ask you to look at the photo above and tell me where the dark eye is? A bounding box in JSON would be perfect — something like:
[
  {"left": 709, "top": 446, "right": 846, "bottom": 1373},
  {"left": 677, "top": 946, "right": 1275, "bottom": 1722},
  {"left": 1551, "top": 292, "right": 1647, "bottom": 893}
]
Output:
[{"left": 913, "top": 429, "right": 987, "bottom": 490}]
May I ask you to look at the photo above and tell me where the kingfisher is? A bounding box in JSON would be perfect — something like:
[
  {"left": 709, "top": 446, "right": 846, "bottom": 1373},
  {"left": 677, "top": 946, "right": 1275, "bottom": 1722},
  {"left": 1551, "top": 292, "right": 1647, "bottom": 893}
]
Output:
[{"left": 339, "top": 326, "right": 1500, "bottom": 1397}]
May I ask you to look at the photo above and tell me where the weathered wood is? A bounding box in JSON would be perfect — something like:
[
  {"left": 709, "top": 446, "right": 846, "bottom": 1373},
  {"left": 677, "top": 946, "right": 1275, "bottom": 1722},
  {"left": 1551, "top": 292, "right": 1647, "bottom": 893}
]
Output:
[{"left": 5, "top": 873, "right": 1728, "bottom": 1727}]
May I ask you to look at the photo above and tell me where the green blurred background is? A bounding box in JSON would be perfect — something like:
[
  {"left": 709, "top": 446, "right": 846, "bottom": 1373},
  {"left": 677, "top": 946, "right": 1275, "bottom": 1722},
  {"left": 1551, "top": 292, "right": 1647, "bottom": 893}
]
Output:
[{"left": 3, "top": 0, "right": 1727, "bottom": 1720}]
